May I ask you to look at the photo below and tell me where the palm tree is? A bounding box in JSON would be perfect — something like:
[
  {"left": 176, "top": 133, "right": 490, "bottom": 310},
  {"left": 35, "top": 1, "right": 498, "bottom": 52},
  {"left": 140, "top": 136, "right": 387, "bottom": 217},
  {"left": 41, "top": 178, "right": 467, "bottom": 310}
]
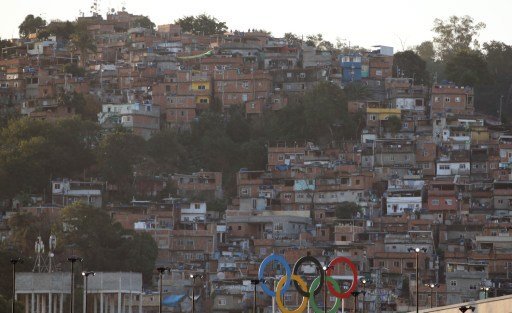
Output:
[{"left": 70, "top": 23, "right": 96, "bottom": 67}]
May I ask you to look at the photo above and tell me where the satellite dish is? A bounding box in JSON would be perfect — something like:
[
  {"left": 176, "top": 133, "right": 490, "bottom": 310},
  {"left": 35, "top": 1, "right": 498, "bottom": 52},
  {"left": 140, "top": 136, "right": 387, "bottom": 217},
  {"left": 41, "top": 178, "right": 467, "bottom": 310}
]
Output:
[{"left": 217, "top": 272, "right": 225, "bottom": 280}]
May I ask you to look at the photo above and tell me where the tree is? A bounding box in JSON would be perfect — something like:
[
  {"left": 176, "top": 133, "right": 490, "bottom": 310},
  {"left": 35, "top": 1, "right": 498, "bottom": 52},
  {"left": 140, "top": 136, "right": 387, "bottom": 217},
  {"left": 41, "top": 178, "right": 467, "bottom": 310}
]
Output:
[
  {"left": 386, "top": 115, "right": 402, "bottom": 134},
  {"left": 432, "top": 15, "right": 486, "bottom": 60},
  {"left": 146, "top": 130, "right": 188, "bottom": 173},
  {"left": 132, "top": 16, "right": 155, "bottom": 30},
  {"left": 284, "top": 32, "right": 303, "bottom": 47},
  {"left": 175, "top": 14, "right": 227, "bottom": 35},
  {"left": 70, "top": 22, "right": 96, "bottom": 67},
  {"left": 475, "top": 41, "right": 512, "bottom": 115},
  {"left": 445, "top": 50, "right": 489, "bottom": 86},
  {"left": 37, "top": 21, "right": 76, "bottom": 40},
  {"left": 18, "top": 14, "right": 46, "bottom": 38},
  {"left": 393, "top": 50, "right": 429, "bottom": 84},
  {"left": 0, "top": 117, "right": 98, "bottom": 201},
  {"left": 305, "top": 34, "right": 333, "bottom": 50},
  {"left": 96, "top": 130, "right": 145, "bottom": 195},
  {"left": 58, "top": 203, "right": 157, "bottom": 284},
  {"left": 415, "top": 41, "right": 435, "bottom": 62},
  {"left": 334, "top": 202, "right": 362, "bottom": 219}
]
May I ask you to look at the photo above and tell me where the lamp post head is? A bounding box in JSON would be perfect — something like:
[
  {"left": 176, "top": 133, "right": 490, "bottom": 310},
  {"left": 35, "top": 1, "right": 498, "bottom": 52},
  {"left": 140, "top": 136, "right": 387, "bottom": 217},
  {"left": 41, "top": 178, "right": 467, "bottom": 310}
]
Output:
[
  {"left": 82, "top": 271, "right": 95, "bottom": 277},
  {"left": 157, "top": 267, "right": 167, "bottom": 274},
  {"left": 67, "top": 256, "right": 83, "bottom": 263},
  {"left": 415, "top": 247, "right": 420, "bottom": 253},
  {"left": 10, "top": 257, "right": 23, "bottom": 265},
  {"left": 250, "top": 279, "right": 262, "bottom": 285},
  {"left": 362, "top": 278, "right": 367, "bottom": 285}
]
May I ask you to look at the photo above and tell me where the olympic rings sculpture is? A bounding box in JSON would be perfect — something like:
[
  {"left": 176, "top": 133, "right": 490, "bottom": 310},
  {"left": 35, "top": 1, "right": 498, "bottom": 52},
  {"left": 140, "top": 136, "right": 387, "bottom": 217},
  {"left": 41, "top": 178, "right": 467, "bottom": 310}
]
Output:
[{"left": 258, "top": 253, "right": 359, "bottom": 313}]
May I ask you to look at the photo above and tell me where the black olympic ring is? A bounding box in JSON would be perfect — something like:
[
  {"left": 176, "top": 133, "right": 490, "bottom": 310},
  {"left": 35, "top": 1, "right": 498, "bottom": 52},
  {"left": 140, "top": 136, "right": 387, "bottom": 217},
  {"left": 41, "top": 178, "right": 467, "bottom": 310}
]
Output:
[{"left": 292, "top": 254, "right": 325, "bottom": 297}]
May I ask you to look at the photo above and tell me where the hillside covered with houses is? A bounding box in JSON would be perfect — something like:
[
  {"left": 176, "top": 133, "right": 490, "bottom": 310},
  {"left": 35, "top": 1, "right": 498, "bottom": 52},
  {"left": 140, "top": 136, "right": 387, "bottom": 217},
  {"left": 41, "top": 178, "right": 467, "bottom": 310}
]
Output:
[{"left": 1, "top": 8, "right": 512, "bottom": 313}]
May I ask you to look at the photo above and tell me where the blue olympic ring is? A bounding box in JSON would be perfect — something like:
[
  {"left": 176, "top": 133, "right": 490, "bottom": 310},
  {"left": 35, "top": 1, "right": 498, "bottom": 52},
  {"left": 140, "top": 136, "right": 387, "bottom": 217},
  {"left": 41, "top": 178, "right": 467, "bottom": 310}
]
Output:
[{"left": 258, "top": 253, "right": 292, "bottom": 297}]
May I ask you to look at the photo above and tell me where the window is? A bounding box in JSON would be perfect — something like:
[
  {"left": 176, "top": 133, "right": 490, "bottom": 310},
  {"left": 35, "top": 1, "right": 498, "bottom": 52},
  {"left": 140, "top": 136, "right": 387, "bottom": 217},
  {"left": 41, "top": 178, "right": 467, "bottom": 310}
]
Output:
[
  {"left": 370, "top": 114, "right": 377, "bottom": 121},
  {"left": 440, "top": 165, "right": 450, "bottom": 170},
  {"left": 455, "top": 97, "right": 461, "bottom": 102},
  {"left": 450, "top": 280, "right": 457, "bottom": 286},
  {"left": 394, "top": 261, "right": 400, "bottom": 267},
  {"left": 54, "top": 183, "right": 61, "bottom": 190},
  {"left": 444, "top": 97, "right": 451, "bottom": 102},
  {"left": 165, "top": 85, "right": 171, "bottom": 92},
  {"left": 284, "top": 193, "right": 292, "bottom": 199},
  {"left": 237, "top": 226, "right": 242, "bottom": 230},
  {"left": 197, "top": 85, "right": 206, "bottom": 90},
  {"left": 432, "top": 199, "right": 440, "bottom": 205},
  {"left": 218, "top": 299, "right": 226, "bottom": 306},
  {"left": 376, "top": 70, "right": 382, "bottom": 76},
  {"left": 274, "top": 223, "right": 283, "bottom": 231},
  {"left": 445, "top": 199, "right": 453, "bottom": 205},
  {"left": 434, "top": 97, "right": 440, "bottom": 103},
  {"left": 241, "top": 188, "right": 248, "bottom": 195},
  {"left": 194, "top": 203, "right": 200, "bottom": 209},
  {"left": 242, "top": 81, "right": 249, "bottom": 88},
  {"left": 199, "top": 98, "right": 209, "bottom": 104},
  {"left": 319, "top": 194, "right": 325, "bottom": 199},
  {"left": 278, "top": 154, "right": 284, "bottom": 161},
  {"left": 406, "top": 262, "right": 414, "bottom": 268},
  {"left": 299, "top": 73, "right": 306, "bottom": 78},
  {"left": 459, "top": 164, "right": 466, "bottom": 169}
]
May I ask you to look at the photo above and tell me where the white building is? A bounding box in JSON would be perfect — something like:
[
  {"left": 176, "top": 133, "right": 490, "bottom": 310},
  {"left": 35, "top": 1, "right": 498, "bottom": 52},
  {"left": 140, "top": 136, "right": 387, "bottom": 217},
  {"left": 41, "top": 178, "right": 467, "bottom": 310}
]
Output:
[
  {"left": 51, "top": 179, "right": 103, "bottom": 208},
  {"left": 180, "top": 202, "right": 207, "bottom": 223}
]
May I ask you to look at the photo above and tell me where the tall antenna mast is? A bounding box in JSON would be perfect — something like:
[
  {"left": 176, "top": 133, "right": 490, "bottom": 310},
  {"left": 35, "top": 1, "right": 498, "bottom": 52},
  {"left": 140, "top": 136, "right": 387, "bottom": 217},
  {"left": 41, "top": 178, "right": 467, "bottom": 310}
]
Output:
[
  {"left": 48, "top": 234, "right": 57, "bottom": 272},
  {"left": 33, "top": 236, "right": 48, "bottom": 272}
]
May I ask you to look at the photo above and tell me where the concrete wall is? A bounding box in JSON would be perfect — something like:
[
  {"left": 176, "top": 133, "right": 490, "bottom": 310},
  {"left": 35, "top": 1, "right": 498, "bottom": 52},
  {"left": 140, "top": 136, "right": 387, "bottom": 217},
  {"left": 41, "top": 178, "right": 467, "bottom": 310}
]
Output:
[{"left": 413, "top": 294, "right": 512, "bottom": 313}]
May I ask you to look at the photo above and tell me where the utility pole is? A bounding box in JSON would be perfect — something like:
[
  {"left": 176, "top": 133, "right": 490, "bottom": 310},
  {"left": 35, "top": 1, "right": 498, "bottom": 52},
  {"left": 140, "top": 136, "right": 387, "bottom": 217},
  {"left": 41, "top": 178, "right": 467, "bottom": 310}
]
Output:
[{"left": 499, "top": 95, "right": 504, "bottom": 123}]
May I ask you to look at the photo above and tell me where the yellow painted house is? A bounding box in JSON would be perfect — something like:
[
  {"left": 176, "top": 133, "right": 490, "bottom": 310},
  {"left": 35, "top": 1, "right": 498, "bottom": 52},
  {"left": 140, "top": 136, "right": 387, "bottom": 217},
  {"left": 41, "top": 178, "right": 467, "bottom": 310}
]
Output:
[{"left": 366, "top": 108, "right": 401, "bottom": 121}]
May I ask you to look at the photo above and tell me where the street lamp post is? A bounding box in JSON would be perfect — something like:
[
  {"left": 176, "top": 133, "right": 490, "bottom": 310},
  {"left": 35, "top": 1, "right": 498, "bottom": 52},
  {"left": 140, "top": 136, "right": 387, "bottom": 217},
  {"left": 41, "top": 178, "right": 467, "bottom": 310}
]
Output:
[
  {"left": 250, "top": 279, "right": 263, "bottom": 313},
  {"left": 361, "top": 279, "right": 367, "bottom": 313},
  {"left": 10, "top": 258, "right": 23, "bottom": 313},
  {"left": 157, "top": 267, "right": 167, "bottom": 313},
  {"left": 67, "top": 256, "right": 83, "bottom": 313},
  {"left": 424, "top": 283, "right": 439, "bottom": 308},
  {"left": 190, "top": 274, "right": 204, "bottom": 313},
  {"left": 82, "top": 271, "right": 95, "bottom": 313},
  {"left": 480, "top": 286, "right": 490, "bottom": 299},
  {"left": 408, "top": 247, "right": 427, "bottom": 313},
  {"left": 351, "top": 291, "right": 361, "bottom": 313}
]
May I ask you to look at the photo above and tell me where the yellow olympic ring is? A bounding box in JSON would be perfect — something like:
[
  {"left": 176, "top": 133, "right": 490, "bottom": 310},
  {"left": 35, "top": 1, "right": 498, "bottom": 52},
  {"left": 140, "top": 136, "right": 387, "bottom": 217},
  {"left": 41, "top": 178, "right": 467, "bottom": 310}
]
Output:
[{"left": 275, "top": 275, "right": 309, "bottom": 313}]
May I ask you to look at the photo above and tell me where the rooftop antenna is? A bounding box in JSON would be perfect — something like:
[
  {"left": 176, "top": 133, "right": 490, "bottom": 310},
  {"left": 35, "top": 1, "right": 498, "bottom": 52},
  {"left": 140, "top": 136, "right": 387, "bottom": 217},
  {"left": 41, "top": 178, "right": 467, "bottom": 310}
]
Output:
[
  {"left": 33, "top": 236, "right": 48, "bottom": 272},
  {"left": 48, "top": 234, "right": 57, "bottom": 272}
]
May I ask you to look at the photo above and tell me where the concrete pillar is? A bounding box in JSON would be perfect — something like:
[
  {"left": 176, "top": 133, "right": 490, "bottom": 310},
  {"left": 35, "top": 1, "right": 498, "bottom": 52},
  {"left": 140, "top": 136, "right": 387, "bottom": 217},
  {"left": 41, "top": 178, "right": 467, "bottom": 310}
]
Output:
[
  {"left": 117, "top": 293, "right": 121, "bottom": 313},
  {"left": 110, "top": 295, "right": 115, "bottom": 313},
  {"left": 31, "top": 293, "right": 35, "bottom": 313},
  {"left": 36, "top": 294, "right": 40, "bottom": 313},
  {"left": 53, "top": 295, "right": 57, "bottom": 313},
  {"left": 25, "top": 294, "right": 29, "bottom": 313},
  {"left": 94, "top": 295, "right": 98, "bottom": 313},
  {"left": 59, "top": 294, "right": 63, "bottom": 313},
  {"left": 41, "top": 294, "right": 46, "bottom": 313},
  {"left": 48, "top": 293, "right": 52, "bottom": 313},
  {"left": 100, "top": 293, "right": 104, "bottom": 313},
  {"left": 129, "top": 293, "right": 133, "bottom": 313},
  {"left": 138, "top": 294, "right": 142, "bottom": 313}
]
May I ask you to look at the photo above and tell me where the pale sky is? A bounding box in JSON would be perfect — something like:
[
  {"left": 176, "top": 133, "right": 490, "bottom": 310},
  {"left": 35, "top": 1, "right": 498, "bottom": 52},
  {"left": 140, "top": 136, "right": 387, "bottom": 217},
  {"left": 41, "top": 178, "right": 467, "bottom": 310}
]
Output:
[{"left": 1, "top": 0, "right": 511, "bottom": 51}]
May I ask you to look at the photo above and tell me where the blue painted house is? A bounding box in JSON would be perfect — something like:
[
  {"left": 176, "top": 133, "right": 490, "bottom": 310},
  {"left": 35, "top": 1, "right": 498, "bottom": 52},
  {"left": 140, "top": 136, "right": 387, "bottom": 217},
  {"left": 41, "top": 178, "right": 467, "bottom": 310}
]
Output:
[{"left": 339, "top": 53, "right": 364, "bottom": 82}]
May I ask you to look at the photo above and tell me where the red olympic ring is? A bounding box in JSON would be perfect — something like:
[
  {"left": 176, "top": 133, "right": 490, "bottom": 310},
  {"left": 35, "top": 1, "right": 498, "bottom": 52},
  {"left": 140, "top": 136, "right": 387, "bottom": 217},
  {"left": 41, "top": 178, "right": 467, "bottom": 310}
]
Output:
[{"left": 325, "top": 256, "right": 358, "bottom": 298}]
